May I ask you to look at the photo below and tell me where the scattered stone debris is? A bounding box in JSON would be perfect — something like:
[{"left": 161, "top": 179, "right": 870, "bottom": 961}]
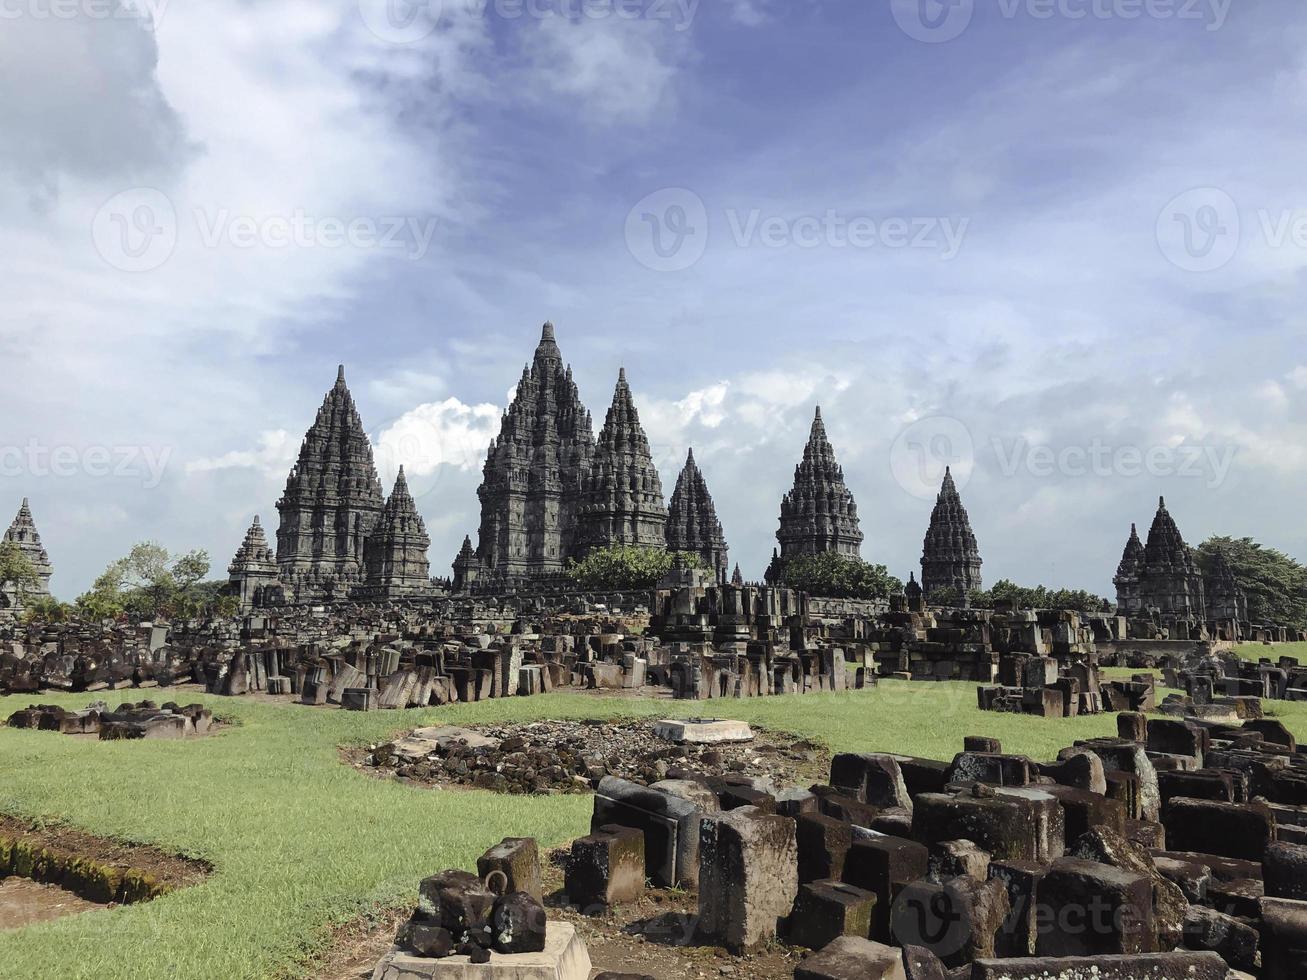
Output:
[
  {"left": 357, "top": 720, "right": 829, "bottom": 798},
  {"left": 6, "top": 700, "right": 216, "bottom": 740}
]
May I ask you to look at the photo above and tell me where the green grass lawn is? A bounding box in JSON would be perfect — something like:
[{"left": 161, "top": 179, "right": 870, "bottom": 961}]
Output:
[
  {"left": 2, "top": 681, "right": 1306, "bottom": 979},
  {"left": 1233, "top": 640, "right": 1307, "bottom": 665}
]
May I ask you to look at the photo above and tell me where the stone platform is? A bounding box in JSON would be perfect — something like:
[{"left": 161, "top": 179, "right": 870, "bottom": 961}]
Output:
[
  {"left": 369, "top": 923, "right": 590, "bottom": 980},
  {"left": 654, "top": 718, "right": 754, "bottom": 744}
]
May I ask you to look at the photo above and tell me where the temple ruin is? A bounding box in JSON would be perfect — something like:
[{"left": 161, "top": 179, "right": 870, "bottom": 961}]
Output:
[
  {"left": 920, "top": 466, "right": 983, "bottom": 599},
  {"left": 1, "top": 498, "right": 53, "bottom": 615},
  {"left": 665, "top": 448, "right": 730, "bottom": 583}
]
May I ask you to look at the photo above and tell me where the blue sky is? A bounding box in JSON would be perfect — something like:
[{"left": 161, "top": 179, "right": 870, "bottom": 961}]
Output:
[{"left": 3, "top": 0, "right": 1306, "bottom": 598}]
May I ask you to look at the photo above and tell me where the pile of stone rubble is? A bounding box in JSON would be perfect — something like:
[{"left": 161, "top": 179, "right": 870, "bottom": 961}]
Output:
[
  {"left": 363, "top": 719, "right": 825, "bottom": 796},
  {"left": 6, "top": 700, "right": 215, "bottom": 739}
]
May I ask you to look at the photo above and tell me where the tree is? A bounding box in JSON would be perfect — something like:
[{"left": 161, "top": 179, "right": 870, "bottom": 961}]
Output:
[
  {"left": 1197, "top": 536, "right": 1307, "bottom": 628},
  {"left": 75, "top": 543, "right": 216, "bottom": 622},
  {"left": 778, "top": 552, "right": 903, "bottom": 601},
  {"left": 21, "top": 597, "right": 73, "bottom": 624},
  {"left": 0, "top": 540, "right": 39, "bottom": 601},
  {"left": 567, "top": 546, "right": 701, "bottom": 590},
  {"left": 934, "top": 579, "right": 1110, "bottom": 612}
]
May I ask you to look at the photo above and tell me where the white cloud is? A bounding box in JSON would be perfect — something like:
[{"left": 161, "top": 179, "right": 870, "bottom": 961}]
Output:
[
  {"left": 374, "top": 397, "right": 501, "bottom": 498},
  {"left": 186, "top": 430, "right": 294, "bottom": 475}
]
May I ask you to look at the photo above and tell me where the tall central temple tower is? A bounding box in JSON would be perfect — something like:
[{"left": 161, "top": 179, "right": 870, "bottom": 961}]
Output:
[
  {"left": 275, "top": 366, "right": 386, "bottom": 601},
  {"left": 475, "top": 323, "right": 596, "bottom": 584},
  {"left": 776, "top": 407, "right": 864, "bottom": 560}
]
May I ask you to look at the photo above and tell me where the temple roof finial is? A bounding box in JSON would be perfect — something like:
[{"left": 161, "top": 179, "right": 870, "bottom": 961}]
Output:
[{"left": 336, "top": 364, "right": 346, "bottom": 384}]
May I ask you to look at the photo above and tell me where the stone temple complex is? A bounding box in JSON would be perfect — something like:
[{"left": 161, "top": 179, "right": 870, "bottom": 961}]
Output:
[
  {"left": 1112, "top": 522, "right": 1145, "bottom": 616},
  {"left": 665, "top": 449, "right": 729, "bottom": 583},
  {"left": 1136, "top": 496, "right": 1207, "bottom": 618},
  {"left": 772, "top": 407, "right": 864, "bottom": 569},
  {"left": 1, "top": 498, "right": 53, "bottom": 613},
  {"left": 361, "top": 468, "right": 431, "bottom": 598},
  {"left": 1205, "top": 546, "right": 1250, "bottom": 623},
  {"left": 919, "top": 466, "right": 983, "bottom": 598}
]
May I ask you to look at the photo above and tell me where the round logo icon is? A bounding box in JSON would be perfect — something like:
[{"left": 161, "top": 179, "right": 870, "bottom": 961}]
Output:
[
  {"left": 625, "top": 187, "right": 709, "bottom": 273},
  {"left": 890, "top": 415, "right": 974, "bottom": 501},
  {"left": 890, "top": 880, "right": 973, "bottom": 959},
  {"left": 358, "top": 0, "right": 443, "bottom": 45},
  {"left": 891, "top": 0, "right": 975, "bottom": 44},
  {"left": 92, "top": 188, "right": 177, "bottom": 273},
  {"left": 1156, "top": 187, "right": 1240, "bottom": 273}
]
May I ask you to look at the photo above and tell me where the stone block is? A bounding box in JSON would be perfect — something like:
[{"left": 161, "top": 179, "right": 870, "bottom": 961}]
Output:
[
  {"left": 1034, "top": 858, "right": 1156, "bottom": 956},
  {"left": 697, "top": 806, "right": 798, "bottom": 951},
  {"left": 1260, "top": 896, "right": 1307, "bottom": 980},
  {"left": 792, "top": 936, "right": 906, "bottom": 980},
  {"left": 928, "top": 840, "right": 990, "bottom": 882},
  {"left": 478, "top": 838, "right": 542, "bottom": 902},
  {"left": 652, "top": 718, "right": 754, "bottom": 744},
  {"left": 890, "top": 876, "right": 1009, "bottom": 968},
  {"left": 341, "top": 687, "right": 373, "bottom": 711},
  {"left": 987, "top": 860, "right": 1045, "bottom": 958},
  {"left": 565, "top": 826, "right": 644, "bottom": 910},
  {"left": 786, "top": 880, "right": 876, "bottom": 950},
  {"left": 592, "top": 776, "right": 704, "bottom": 888},
  {"left": 1181, "top": 905, "right": 1258, "bottom": 971},
  {"left": 970, "top": 952, "right": 1227, "bottom": 980},
  {"left": 842, "top": 834, "right": 929, "bottom": 941},
  {"left": 1264, "top": 840, "right": 1307, "bottom": 900},
  {"left": 796, "top": 813, "right": 853, "bottom": 884},
  {"left": 1162, "top": 796, "right": 1276, "bottom": 861}
]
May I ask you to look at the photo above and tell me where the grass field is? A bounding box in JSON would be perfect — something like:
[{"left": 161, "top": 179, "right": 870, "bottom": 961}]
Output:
[{"left": 3, "top": 681, "right": 1307, "bottom": 979}]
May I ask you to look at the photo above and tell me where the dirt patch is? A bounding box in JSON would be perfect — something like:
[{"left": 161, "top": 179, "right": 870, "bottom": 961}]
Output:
[
  {"left": 299, "top": 905, "right": 410, "bottom": 980},
  {"left": 0, "top": 878, "right": 103, "bottom": 930},
  {"left": 349, "top": 719, "right": 831, "bottom": 797},
  {"left": 0, "top": 814, "right": 210, "bottom": 906}
]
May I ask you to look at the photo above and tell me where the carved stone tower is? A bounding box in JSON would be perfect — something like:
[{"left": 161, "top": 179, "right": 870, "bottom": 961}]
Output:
[
  {"left": 363, "top": 467, "right": 432, "bottom": 597},
  {"left": 574, "top": 368, "right": 668, "bottom": 556},
  {"left": 666, "top": 448, "right": 729, "bottom": 583},
  {"left": 919, "top": 467, "right": 982, "bottom": 598},
  {"left": 475, "top": 323, "right": 595, "bottom": 584},
  {"left": 275, "top": 366, "right": 386, "bottom": 602},
  {"left": 776, "top": 407, "right": 864, "bottom": 561},
  {"left": 3, "top": 498, "right": 53, "bottom": 604},
  {"left": 227, "top": 516, "right": 279, "bottom": 611},
  {"left": 1205, "top": 548, "right": 1248, "bottom": 623},
  {"left": 1137, "top": 497, "right": 1206, "bottom": 618},
  {"left": 1113, "top": 523, "right": 1145, "bottom": 615}
]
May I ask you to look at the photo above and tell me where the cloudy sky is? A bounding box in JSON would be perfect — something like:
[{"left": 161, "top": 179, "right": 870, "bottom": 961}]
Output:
[{"left": 3, "top": 0, "right": 1305, "bottom": 599}]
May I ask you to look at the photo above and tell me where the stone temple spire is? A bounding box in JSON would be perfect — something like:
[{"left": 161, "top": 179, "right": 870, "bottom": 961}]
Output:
[
  {"left": 1205, "top": 546, "right": 1248, "bottom": 623},
  {"left": 731, "top": 564, "right": 744, "bottom": 587},
  {"left": 574, "top": 367, "right": 668, "bottom": 556},
  {"left": 1137, "top": 497, "right": 1206, "bottom": 618},
  {"left": 1113, "top": 523, "right": 1145, "bottom": 614},
  {"left": 475, "top": 322, "right": 595, "bottom": 584},
  {"left": 3, "top": 498, "right": 53, "bottom": 601},
  {"left": 275, "top": 365, "right": 386, "bottom": 601},
  {"left": 920, "top": 467, "right": 982, "bottom": 598},
  {"left": 227, "top": 516, "right": 278, "bottom": 610},
  {"left": 776, "top": 406, "right": 864, "bottom": 560},
  {"left": 363, "top": 467, "right": 432, "bottom": 596},
  {"left": 665, "top": 448, "right": 730, "bottom": 583}
]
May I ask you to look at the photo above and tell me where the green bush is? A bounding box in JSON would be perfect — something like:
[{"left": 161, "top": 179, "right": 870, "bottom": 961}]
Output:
[
  {"left": 566, "top": 546, "right": 700, "bottom": 590},
  {"left": 778, "top": 552, "right": 902, "bottom": 600}
]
